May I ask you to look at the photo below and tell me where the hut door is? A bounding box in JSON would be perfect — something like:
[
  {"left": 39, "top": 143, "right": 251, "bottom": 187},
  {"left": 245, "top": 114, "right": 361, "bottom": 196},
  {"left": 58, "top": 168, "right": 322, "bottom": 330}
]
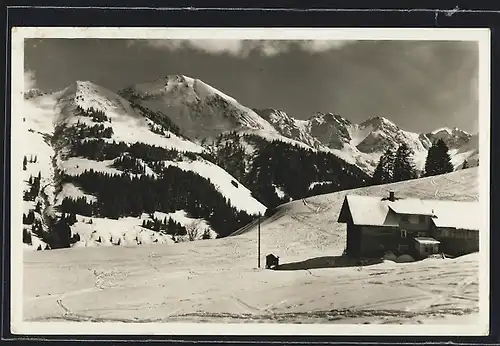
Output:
[{"left": 400, "top": 229, "right": 407, "bottom": 239}]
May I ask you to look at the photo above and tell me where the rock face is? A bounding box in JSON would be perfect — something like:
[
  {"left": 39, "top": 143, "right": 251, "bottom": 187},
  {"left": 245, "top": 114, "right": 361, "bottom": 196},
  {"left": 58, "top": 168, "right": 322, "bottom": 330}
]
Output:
[{"left": 309, "top": 113, "right": 352, "bottom": 150}]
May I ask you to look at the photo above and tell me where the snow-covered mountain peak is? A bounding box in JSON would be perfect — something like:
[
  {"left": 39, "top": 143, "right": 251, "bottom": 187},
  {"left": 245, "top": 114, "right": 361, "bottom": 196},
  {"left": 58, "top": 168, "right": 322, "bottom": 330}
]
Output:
[
  {"left": 424, "top": 126, "right": 474, "bottom": 153},
  {"left": 431, "top": 127, "right": 453, "bottom": 135},
  {"left": 69, "top": 80, "right": 137, "bottom": 117},
  {"left": 359, "top": 116, "right": 397, "bottom": 130},
  {"left": 310, "top": 112, "right": 350, "bottom": 125},
  {"left": 119, "top": 76, "right": 279, "bottom": 140},
  {"left": 122, "top": 74, "right": 239, "bottom": 106},
  {"left": 430, "top": 126, "right": 470, "bottom": 137}
]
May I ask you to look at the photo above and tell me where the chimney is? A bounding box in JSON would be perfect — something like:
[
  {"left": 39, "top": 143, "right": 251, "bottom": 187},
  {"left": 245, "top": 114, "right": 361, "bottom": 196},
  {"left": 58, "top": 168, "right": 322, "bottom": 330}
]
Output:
[{"left": 389, "top": 191, "right": 395, "bottom": 202}]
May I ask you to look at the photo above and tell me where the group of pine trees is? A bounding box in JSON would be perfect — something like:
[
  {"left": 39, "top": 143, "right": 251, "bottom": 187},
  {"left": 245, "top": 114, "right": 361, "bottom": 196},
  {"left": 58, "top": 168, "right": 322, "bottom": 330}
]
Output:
[
  {"left": 23, "top": 155, "right": 38, "bottom": 171},
  {"left": 211, "top": 131, "right": 248, "bottom": 183},
  {"left": 22, "top": 210, "right": 36, "bottom": 225},
  {"left": 23, "top": 172, "right": 42, "bottom": 202},
  {"left": 75, "top": 105, "right": 111, "bottom": 123},
  {"left": 22, "top": 210, "right": 80, "bottom": 249},
  {"left": 149, "top": 123, "right": 171, "bottom": 138},
  {"left": 61, "top": 196, "right": 96, "bottom": 217},
  {"left": 112, "top": 155, "right": 147, "bottom": 175},
  {"left": 44, "top": 212, "right": 80, "bottom": 249},
  {"left": 372, "top": 138, "right": 464, "bottom": 185},
  {"left": 210, "top": 133, "right": 370, "bottom": 209},
  {"left": 60, "top": 166, "right": 253, "bottom": 237},
  {"left": 372, "top": 143, "right": 418, "bottom": 184},
  {"left": 141, "top": 216, "right": 189, "bottom": 236},
  {"left": 73, "top": 121, "right": 114, "bottom": 139},
  {"left": 71, "top": 139, "right": 182, "bottom": 163}
]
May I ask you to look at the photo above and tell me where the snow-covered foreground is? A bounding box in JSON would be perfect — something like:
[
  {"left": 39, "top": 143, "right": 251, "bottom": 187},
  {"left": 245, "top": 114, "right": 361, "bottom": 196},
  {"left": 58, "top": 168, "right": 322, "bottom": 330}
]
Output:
[
  {"left": 22, "top": 168, "right": 483, "bottom": 327},
  {"left": 23, "top": 244, "right": 479, "bottom": 325}
]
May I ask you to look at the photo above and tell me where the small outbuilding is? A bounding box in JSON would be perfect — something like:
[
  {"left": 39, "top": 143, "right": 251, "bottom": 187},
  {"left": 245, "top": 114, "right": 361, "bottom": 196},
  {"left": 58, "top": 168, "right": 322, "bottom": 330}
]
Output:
[
  {"left": 413, "top": 237, "right": 441, "bottom": 258},
  {"left": 265, "top": 254, "right": 280, "bottom": 269}
]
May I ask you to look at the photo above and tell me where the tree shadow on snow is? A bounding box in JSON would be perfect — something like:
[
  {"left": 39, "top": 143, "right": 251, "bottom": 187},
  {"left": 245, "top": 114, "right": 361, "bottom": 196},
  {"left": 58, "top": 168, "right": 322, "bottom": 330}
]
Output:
[{"left": 273, "top": 256, "right": 383, "bottom": 271}]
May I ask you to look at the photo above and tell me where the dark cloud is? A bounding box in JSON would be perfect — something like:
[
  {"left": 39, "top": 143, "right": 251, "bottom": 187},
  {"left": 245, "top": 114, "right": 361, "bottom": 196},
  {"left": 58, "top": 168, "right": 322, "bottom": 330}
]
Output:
[{"left": 24, "top": 39, "right": 479, "bottom": 133}]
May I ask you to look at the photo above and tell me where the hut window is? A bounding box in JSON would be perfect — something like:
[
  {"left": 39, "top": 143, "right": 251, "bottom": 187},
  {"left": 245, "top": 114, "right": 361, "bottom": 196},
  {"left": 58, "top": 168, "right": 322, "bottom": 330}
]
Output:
[
  {"left": 401, "top": 215, "right": 409, "bottom": 222},
  {"left": 409, "top": 215, "right": 419, "bottom": 224}
]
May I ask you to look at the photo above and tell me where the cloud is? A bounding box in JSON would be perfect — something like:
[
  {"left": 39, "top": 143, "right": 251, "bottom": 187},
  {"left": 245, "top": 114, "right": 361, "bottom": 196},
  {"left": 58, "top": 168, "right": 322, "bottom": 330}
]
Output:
[
  {"left": 133, "top": 39, "right": 352, "bottom": 57},
  {"left": 24, "top": 69, "right": 36, "bottom": 91}
]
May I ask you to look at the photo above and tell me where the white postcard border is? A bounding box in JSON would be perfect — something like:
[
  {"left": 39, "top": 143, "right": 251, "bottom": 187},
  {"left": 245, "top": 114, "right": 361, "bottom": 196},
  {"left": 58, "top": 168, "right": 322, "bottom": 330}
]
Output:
[{"left": 10, "top": 27, "right": 491, "bottom": 336}]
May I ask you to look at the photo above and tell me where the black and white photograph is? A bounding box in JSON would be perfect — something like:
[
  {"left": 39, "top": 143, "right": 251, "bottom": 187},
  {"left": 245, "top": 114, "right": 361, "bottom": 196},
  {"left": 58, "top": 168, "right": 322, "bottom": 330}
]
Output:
[{"left": 11, "top": 28, "right": 490, "bottom": 335}]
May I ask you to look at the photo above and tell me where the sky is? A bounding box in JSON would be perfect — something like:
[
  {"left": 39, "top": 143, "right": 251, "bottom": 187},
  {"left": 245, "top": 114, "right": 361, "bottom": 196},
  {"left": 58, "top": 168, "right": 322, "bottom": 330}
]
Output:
[{"left": 24, "top": 38, "right": 479, "bottom": 133}]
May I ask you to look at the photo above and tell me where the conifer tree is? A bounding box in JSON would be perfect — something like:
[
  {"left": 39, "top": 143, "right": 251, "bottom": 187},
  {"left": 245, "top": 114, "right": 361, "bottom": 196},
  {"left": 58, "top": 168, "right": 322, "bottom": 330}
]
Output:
[
  {"left": 23, "top": 156, "right": 27, "bottom": 171},
  {"left": 393, "top": 143, "right": 418, "bottom": 182},
  {"left": 372, "top": 148, "right": 396, "bottom": 184},
  {"left": 424, "top": 139, "right": 454, "bottom": 177},
  {"left": 462, "top": 159, "right": 469, "bottom": 169}
]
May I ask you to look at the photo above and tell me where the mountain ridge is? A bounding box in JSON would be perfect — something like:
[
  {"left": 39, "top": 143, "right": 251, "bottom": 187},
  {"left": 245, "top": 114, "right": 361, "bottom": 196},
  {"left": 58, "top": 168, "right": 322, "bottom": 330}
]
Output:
[
  {"left": 253, "top": 107, "right": 479, "bottom": 173},
  {"left": 22, "top": 76, "right": 478, "bottom": 252}
]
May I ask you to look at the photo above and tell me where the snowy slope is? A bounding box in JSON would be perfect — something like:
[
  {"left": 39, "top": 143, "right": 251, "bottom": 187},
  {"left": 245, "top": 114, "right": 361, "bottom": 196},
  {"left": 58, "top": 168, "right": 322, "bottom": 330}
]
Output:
[
  {"left": 21, "top": 81, "right": 268, "bottom": 251},
  {"left": 235, "top": 167, "right": 479, "bottom": 249},
  {"left": 22, "top": 92, "right": 62, "bottom": 250},
  {"left": 53, "top": 81, "right": 266, "bottom": 214},
  {"left": 22, "top": 168, "right": 483, "bottom": 326},
  {"left": 166, "top": 158, "right": 266, "bottom": 215},
  {"left": 56, "top": 81, "right": 204, "bottom": 153}
]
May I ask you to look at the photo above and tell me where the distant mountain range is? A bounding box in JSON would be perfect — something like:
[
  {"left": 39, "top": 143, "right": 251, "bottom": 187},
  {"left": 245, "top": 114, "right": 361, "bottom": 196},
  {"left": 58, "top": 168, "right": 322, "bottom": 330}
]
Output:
[
  {"left": 254, "top": 109, "right": 478, "bottom": 174},
  {"left": 118, "top": 74, "right": 478, "bottom": 174},
  {"left": 21, "top": 75, "right": 479, "bottom": 251}
]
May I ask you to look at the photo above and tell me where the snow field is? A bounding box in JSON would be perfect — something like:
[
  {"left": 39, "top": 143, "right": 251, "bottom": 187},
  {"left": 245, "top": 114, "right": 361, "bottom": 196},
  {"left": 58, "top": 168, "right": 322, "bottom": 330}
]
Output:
[{"left": 23, "top": 168, "right": 481, "bottom": 324}]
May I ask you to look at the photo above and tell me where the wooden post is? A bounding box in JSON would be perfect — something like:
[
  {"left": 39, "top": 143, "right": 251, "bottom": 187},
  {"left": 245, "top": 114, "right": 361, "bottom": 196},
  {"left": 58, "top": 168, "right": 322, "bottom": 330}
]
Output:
[{"left": 258, "top": 213, "right": 261, "bottom": 268}]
